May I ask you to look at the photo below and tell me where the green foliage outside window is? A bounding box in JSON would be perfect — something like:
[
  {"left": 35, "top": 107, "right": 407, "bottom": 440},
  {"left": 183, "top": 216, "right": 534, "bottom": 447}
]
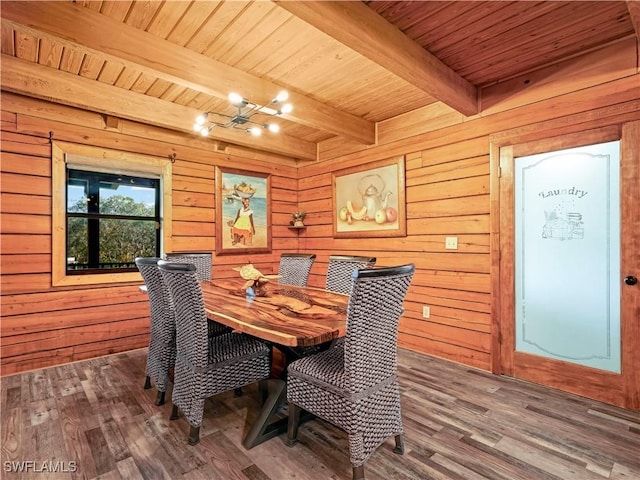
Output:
[{"left": 66, "top": 170, "right": 160, "bottom": 273}]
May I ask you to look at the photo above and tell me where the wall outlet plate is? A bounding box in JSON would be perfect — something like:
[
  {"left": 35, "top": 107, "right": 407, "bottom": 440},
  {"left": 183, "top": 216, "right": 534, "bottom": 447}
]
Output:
[
  {"left": 422, "top": 306, "right": 430, "bottom": 318},
  {"left": 445, "top": 236, "right": 458, "bottom": 249}
]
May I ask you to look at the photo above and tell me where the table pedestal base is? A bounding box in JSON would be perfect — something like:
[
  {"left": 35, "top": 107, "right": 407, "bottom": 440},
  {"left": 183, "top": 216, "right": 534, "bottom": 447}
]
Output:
[{"left": 242, "top": 379, "right": 314, "bottom": 449}]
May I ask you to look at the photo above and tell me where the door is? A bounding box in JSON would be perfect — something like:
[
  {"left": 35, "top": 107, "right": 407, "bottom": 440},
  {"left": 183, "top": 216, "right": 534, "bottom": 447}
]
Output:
[{"left": 496, "top": 124, "right": 639, "bottom": 410}]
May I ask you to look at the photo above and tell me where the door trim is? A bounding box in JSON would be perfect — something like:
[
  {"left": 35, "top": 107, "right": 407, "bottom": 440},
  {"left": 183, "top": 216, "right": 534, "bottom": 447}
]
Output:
[{"left": 490, "top": 120, "right": 640, "bottom": 410}]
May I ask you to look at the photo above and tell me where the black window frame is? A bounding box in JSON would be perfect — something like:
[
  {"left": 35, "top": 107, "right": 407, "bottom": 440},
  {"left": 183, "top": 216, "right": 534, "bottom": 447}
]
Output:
[{"left": 66, "top": 168, "right": 161, "bottom": 275}]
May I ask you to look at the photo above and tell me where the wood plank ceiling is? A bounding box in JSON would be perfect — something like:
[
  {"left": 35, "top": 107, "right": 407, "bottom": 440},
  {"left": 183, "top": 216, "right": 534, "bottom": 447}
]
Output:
[{"left": 1, "top": 1, "right": 638, "bottom": 161}]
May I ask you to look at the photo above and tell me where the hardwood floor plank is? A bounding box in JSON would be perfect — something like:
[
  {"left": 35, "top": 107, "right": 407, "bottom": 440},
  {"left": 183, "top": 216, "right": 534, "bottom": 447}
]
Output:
[{"left": 1, "top": 347, "right": 638, "bottom": 480}]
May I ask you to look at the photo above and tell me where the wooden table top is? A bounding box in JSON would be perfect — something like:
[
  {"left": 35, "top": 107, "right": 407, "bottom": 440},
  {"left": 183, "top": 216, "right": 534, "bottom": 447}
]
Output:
[{"left": 201, "top": 279, "right": 348, "bottom": 347}]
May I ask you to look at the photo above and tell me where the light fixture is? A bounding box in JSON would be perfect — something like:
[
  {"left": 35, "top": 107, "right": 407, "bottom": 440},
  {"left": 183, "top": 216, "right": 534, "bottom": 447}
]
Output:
[{"left": 193, "top": 91, "right": 292, "bottom": 137}]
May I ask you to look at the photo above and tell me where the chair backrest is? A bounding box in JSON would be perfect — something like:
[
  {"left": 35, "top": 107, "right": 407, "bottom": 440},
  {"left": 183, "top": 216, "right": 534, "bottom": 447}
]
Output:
[
  {"left": 325, "top": 255, "right": 377, "bottom": 294},
  {"left": 277, "top": 253, "right": 316, "bottom": 287},
  {"left": 158, "top": 260, "right": 209, "bottom": 370},
  {"left": 165, "top": 252, "right": 212, "bottom": 281},
  {"left": 344, "top": 264, "right": 415, "bottom": 393},
  {"left": 135, "top": 257, "right": 174, "bottom": 344}
]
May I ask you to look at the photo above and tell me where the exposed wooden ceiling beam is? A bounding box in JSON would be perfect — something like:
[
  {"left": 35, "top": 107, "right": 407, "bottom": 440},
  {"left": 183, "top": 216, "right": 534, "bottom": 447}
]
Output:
[
  {"left": 1, "top": 1, "right": 375, "bottom": 145},
  {"left": 627, "top": 1, "right": 640, "bottom": 40},
  {"left": 1, "top": 55, "right": 317, "bottom": 161},
  {"left": 274, "top": 0, "right": 478, "bottom": 117}
]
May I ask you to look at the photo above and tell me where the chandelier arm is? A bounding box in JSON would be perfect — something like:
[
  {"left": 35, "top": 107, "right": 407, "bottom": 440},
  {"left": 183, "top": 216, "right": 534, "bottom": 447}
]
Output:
[{"left": 195, "top": 91, "right": 289, "bottom": 136}]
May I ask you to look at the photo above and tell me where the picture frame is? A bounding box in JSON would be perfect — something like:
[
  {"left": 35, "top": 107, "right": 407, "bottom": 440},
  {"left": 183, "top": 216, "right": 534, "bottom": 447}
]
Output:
[
  {"left": 215, "top": 166, "right": 271, "bottom": 255},
  {"left": 332, "top": 155, "right": 406, "bottom": 238}
]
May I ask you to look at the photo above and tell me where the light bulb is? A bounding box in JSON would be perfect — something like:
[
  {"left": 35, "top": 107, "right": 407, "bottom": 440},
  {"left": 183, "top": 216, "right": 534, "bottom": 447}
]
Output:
[
  {"left": 248, "top": 127, "right": 262, "bottom": 136},
  {"left": 193, "top": 123, "right": 202, "bottom": 132},
  {"left": 274, "top": 90, "right": 289, "bottom": 103},
  {"left": 280, "top": 103, "right": 293, "bottom": 114},
  {"left": 228, "top": 92, "right": 244, "bottom": 106},
  {"left": 195, "top": 113, "right": 207, "bottom": 125},
  {"left": 267, "top": 124, "right": 280, "bottom": 133},
  {"left": 200, "top": 127, "right": 210, "bottom": 137}
]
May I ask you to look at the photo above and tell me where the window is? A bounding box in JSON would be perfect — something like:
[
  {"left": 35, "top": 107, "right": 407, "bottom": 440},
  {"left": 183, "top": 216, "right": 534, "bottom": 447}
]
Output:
[
  {"left": 66, "top": 169, "right": 161, "bottom": 274},
  {"left": 52, "top": 141, "right": 172, "bottom": 286}
]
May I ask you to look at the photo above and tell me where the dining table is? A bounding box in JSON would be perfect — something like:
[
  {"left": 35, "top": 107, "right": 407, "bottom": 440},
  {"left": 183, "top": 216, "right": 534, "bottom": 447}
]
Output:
[{"left": 200, "top": 278, "right": 349, "bottom": 449}]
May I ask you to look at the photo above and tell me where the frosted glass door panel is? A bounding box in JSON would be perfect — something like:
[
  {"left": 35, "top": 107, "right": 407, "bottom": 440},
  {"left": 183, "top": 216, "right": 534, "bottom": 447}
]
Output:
[{"left": 514, "top": 141, "right": 620, "bottom": 373}]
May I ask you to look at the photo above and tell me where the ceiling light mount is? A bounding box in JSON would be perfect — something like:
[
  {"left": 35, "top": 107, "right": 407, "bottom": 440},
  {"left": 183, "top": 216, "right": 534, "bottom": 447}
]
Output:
[{"left": 194, "top": 91, "right": 292, "bottom": 137}]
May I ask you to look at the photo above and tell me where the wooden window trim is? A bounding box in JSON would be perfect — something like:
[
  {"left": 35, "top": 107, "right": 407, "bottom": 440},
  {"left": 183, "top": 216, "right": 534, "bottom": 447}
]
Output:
[{"left": 52, "top": 141, "right": 172, "bottom": 286}]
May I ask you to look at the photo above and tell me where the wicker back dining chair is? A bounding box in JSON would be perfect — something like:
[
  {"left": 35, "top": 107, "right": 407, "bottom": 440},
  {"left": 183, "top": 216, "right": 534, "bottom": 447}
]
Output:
[
  {"left": 277, "top": 253, "right": 316, "bottom": 287},
  {"left": 135, "top": 257, "right": 175, "bottom": 406},
  {"left": 325, "top": 255, "right": 377, "bottom": 294},
  {"left": 164, "top": 251, "right": 229, "bottom": 338},
  {"left": 286, "top": 264, "right": 416, "bottom": 480},
  {"left": 158, "top": 260, "right": 271, "bottom": 446},
  {"left": 165, "top": 252, "right": 212, "bottom": 281}
]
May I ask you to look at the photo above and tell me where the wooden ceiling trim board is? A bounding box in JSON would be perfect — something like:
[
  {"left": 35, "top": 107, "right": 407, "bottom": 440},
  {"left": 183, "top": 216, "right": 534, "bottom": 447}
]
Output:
[
  {"left": 275, "top": 0, "right": 478, "bottom": 117},
  {"left": 14, "top": 30, "right": 37, "bottom": 62},
  {"left": 480, "top": 37, "right": 638, "bottom": 115},
  {"left": 434, "top": 1, "right": 561, "bottom": 66},
  {"left": 451, "top": 2, "right": 610, "bottom": 77},
  {"left": 59, "top": 47, "right": 83, "bottom": 75},
  {"left": 463, "top": 3, "right": 633, "bottom": 84},
  {"left": 205, "top": 1, "right": 279, "bottom": 64},
  {"left": 261, "top": 34, "right": 345, "bottom": 85},
  {"left": 367, "top": 1, "right": 448, "bottom": 29},
  {"left": 113, "top": 67, "right": 141, "bottom": 90},
  {"left": 37, "top": 39, "right": 62, "bottom": 69},
  {"left": 1, "top": 54, "right": 316, "bottom": 161},
  {"left": 159, "top": 82, "right": 188, "bottom": 103},
  {"left": 235, "top": 17, "right": 310, "bottom": 74},
  {"left": 145, "top": 78, "right": 173, "bottom": 98},
  {"left": 1, "top": 25, "right": 14, "bottom": 56},
  {"left": 627, "top": 0, "right": 640, "bottom": 39},
  {"left": 123, "top": 0, "right": 163, "bottom": 31},
  {"left": 98, "top": 0, "right": 133, "bottom": 23},
  {"left": 78, "top": 55, "right": 103, "bottom": 81},
  {"left": 408, "top": 1, "right": 481, "bottom": 44},
  {"left": 147, "top": 1, "right": 194, "bottom": 40},
  {"left": 219, "top": 7, "right": 293, "bottom": 69},
  {"left": 130, "top": 72, "right": 156, "bottom": 95},
  {"left": 407, "top": 1, "right": 512, "bottom": 47},
  {"left": 97, "top": 63, "right": 125, "bottom": 85},
  {"left": 1, "top": 1, "right": 374, "bottom": 145},
  {"left": 186, "top": 1, "right": 247, "bottom": 54}
]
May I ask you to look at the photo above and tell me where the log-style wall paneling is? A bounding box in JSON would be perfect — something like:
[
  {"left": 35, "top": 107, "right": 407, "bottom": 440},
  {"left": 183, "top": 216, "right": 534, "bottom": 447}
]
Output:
[
  {"left": 1, "top": 70, "right": 639, "bottom": 388},
  {"left": 0, "top": 99, "right": 299, "bottom": 375},
  {"left": 298, "top": 73, "right": 640, "bottom": 377}
]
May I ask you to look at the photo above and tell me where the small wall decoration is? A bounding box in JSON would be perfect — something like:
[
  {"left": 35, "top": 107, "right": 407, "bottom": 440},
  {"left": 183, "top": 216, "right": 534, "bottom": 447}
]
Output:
[
  {"left": 332, "top": 155, "right": 406, "bottom": 238},
  {"left": 215, "top": 167, "right": 271, "bottom": 255}
]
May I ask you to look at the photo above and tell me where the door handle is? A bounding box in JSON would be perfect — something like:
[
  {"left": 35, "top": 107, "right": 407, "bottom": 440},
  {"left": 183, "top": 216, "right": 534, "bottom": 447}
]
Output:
[{"left": 624, "top": 276, "right": 638, "bottom": 286}]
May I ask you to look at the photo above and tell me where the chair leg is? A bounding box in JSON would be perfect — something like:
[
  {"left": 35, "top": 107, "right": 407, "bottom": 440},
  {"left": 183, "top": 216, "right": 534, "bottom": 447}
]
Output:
[
  {"left": 393, "top": 434, "right": 405, "bottom": 454},
  {"left": 284, "top": 402, "right": 301, "bottom": 447},
  {"left": 170, "top": 404, "right": 179, "bottom": 420},
  {"left": 155, "top": 390, "right": 166, "bottom": 406},
  {"left": 352, "top": 465, "right": 365, "bottom": 480},
  {"left": 144, "top": 375, "right": 151, "bottom": 389},
  {"left": 188, "top": 425, "right": 200, "bottom": 445}
]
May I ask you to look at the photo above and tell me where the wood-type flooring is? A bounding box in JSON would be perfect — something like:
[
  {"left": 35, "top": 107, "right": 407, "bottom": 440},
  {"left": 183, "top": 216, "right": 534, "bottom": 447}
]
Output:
[{"left": 1, "top": 348, "right": 638, "bottom": 479}]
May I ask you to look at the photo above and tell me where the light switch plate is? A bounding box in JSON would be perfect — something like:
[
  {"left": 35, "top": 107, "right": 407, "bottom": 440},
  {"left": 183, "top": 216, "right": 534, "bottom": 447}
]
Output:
[
  {"left": 422, "top": 306, "right": 430, "bottom": 318},
  {"left": 445, "top": 236, "right": 458, "bottom": 249}
]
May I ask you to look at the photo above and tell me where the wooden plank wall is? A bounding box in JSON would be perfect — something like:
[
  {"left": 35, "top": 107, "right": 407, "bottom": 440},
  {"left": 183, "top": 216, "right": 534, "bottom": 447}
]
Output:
[
  {"left": 0, "top": 93, "right": 298, "bottom": 375},
  {"left": 1, "top": 39, "right": 638, "bottom": 376},
  {"left": 299, "top": 73, "right": 640, "bottom": 372}
]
